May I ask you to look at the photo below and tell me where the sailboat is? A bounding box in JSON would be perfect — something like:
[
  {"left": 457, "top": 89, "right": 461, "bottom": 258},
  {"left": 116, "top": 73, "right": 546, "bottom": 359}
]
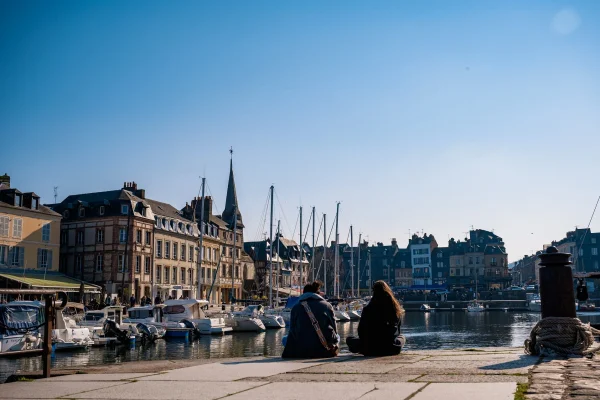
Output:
[{"left": 467, "top": 270, "right": 485, "bottom": 312}]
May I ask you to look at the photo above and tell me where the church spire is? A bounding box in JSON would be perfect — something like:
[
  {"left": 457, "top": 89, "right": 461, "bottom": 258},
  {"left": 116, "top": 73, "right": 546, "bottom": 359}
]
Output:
[{"left": 222, "top": 147, "right": 242, "bottom": 226}]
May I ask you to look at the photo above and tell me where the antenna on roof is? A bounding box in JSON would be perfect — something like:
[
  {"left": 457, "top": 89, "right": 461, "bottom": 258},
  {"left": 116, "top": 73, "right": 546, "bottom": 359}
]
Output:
[{"left": 53, "top": 186, "right": 58, "bottom": 203}]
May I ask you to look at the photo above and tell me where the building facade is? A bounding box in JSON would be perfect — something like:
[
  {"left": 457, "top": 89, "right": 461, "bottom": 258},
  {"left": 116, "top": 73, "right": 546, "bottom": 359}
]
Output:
[
  {"left": 447, "top": 229, "right": 510, "bottom": 289},
  {"left": 409, "top": 234, "right": 438, "bottom": 287},
  {"left": 0, "top": 175, "right": 62, "bottom": 282},
  {"left": 49, "top": 182, "right": 155, "bottom": 301},
  {"left": 147, "top": 198, "right": 199, "bottom": 301}
]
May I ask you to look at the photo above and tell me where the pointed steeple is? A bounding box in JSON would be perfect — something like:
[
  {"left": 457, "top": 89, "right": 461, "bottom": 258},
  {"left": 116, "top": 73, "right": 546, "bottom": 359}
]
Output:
[{"left": 222, "top": 147, "right": 242, "bottom": 226}]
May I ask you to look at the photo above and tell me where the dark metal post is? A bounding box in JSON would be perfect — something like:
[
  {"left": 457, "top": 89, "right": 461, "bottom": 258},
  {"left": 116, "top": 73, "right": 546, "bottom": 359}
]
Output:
[
  {"left": 539, "top": 246, "right": 576, "bottom": 319},
  {"left": 43, "top": 294, "right": 54, "bottom": 378}
]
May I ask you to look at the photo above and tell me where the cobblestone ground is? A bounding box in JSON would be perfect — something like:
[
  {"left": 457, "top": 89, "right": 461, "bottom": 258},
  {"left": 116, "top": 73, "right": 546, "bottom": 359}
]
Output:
[{"left": 527, "top": 355, "right": 600, "bottom": 400}]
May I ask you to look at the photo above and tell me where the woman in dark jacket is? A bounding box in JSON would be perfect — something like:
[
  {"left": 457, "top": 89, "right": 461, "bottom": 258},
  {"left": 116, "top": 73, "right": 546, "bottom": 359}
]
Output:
[
  {"left": 347, "top": 280, "right": 405, "bottom": 356},
  {"left": 282, "top": 281, "right": 340, "bottom": 358}
]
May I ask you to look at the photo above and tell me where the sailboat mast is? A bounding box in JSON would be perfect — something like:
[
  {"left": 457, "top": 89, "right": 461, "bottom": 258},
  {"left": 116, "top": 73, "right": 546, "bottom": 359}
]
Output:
[
  {"left": 357, "top": 233, "right": 362, "bottom": 296},
  {"left": 197, "top": 178, "right": 206, "bottom": 300},
  {"left": 323, "top": 213, "right": 327, "bottom": 295},
  {"left": 368, "top": 251, "right": 372, "bottom": 296},
  {"left": 299, "top": 206, "right": 303, "bottom": 288},
  {"left": 276, "top": 220, "right": 281, "bottom": 306},
  {"left": 268, "top": 185, "right": 274, "bottom": 308},
  {"left": 350, "top": 225, "right": 354, "bottom": 298},
  {"left": 334, "top": 202, "right": 340, "bottom": 298},
  {"left": 231, "top": 205, "right": 237, "bottom": 309},
  {"left": 311, "top": 207, "right": 316, "bottom": 281}
]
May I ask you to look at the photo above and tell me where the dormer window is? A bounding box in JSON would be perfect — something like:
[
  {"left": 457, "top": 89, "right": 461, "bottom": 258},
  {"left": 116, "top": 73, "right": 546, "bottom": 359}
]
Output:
[
  {"left": 155, "top": 216, "right": 160, "bottom": 228},
  {"left": 15, "top": 194, "right": 22, "bottom": 207},
  {"left": 121, "top": 204, "right": 129, "bottom": 215},
  {"left": 170, "top": 220, "right": 176, "bottom": 231},
  {"left": 79, "top": 208, "right": 85, "bottom": 217},
  {"left": 162, "top": 218, "right": 167, "bottom": 229},
  {"left": 32, "top": 198, "right": 39, "bottom": 210},
  {"left": 99, "top": 206, "right": 105, "bottom": 216}
]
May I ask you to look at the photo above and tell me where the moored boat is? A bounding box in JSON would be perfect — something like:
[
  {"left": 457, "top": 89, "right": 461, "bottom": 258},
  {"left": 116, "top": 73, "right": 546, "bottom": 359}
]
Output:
[
  {"left": 0, "top": 302, "right": 44, "bottom": 356},
  {"left": 467, "top": 301, "right": 485, "bottom": 313},
  {"left": 162, "top": 299, "right": 233, "bottom": 335}
]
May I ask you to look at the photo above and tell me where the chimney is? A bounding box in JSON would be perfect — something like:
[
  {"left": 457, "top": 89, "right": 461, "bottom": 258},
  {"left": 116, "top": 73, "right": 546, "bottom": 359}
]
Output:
[
  {"left": 191, "top": 196, "right": 213, "bottom": 221},
  {"left": 391, "top": 238, "right": 397, "bottom": 247},
  {"left": 0, "top": 173, "right": 10, "bottom": 188},
  {"left": 123, "top": 181, "right": 138, "bottom": 191}
]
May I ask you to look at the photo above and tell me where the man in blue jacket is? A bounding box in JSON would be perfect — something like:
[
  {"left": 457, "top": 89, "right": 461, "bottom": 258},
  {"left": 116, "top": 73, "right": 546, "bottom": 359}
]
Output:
[{"left": 282, "top": 281, "right": 339, "bottom": 358}]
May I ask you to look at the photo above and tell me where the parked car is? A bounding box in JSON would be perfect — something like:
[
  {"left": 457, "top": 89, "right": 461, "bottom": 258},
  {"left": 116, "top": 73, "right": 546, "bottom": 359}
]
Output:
[{"left": 508, "top": 286, "right": 525, "bottom": 291}]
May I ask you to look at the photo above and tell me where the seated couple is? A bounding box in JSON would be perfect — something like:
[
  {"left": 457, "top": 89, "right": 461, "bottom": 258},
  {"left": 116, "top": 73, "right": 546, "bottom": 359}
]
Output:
[{"left": 282, "top": 280, "right": 405, "bottom": 358}]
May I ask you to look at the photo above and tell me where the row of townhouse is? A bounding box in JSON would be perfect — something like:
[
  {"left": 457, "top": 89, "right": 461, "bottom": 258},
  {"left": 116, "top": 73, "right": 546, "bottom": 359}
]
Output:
[
  {"left": 328, "top": 230, "right": 510, "bottom": 296},
  {"left": 34, "top": 157, "right": 256, "bottom": 304},
  {"left": 244, "top": 233, "right": 311, "bottom": 298},
  {"left": 512, "top": 228, "right": 600, "bottom": 292}
]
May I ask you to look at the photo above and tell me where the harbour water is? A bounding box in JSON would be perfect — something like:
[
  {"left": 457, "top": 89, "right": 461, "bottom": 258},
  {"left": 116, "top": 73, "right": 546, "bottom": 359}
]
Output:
[{"left": 2, "top": 311, "right": 600, "bottom": 383}]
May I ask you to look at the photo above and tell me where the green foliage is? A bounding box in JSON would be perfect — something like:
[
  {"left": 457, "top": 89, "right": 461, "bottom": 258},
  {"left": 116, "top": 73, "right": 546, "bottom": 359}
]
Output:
[{"left": 514, "top": 383, "right": 529, "bottom": 400}]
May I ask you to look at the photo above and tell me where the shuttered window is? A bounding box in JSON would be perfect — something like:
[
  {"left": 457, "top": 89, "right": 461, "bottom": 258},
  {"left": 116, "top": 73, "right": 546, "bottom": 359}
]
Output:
[
  {"left": 9, "top": 247, "right": 24, "bottom": 266},
  {"left": 12, "top": 218, "right": 22, "bottom": 238},
  {"left": 0, "top": 216, "right": 9, "bottom": 236},
  {"left": 37, "top": 249, "right": 52, "bottom": 269}
]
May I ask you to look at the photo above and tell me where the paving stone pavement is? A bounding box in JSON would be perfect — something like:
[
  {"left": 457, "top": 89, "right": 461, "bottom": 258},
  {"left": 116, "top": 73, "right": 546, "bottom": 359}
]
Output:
[
  {"left": 0, "top": 347, "right": 537, "bottom": 399},
  {"left": 526, "top": 355, "right": 600, "bottom": 400}
]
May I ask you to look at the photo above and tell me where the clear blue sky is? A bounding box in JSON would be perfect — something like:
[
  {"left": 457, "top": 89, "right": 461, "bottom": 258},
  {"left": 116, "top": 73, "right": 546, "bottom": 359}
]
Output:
[{"left": 2, "top": 1, "right": 599, "bottom": 261}]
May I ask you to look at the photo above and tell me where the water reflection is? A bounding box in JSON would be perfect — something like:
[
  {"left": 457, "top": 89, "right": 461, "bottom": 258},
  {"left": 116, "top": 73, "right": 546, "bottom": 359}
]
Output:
[{"left": 2, "top": 311, "right": 600, "bottom": 383}]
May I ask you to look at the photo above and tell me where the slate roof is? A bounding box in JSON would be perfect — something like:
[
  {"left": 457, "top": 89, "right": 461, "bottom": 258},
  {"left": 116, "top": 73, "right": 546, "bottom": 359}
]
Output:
[
  {"left": 144, "top": 198, "right": 191, "bottom": 221},
  {"left": 222, "top": 159, "right": 242, "bottom": 226},
  {"left": 0, "top": 185, "right": 60, "bottom": 217}
]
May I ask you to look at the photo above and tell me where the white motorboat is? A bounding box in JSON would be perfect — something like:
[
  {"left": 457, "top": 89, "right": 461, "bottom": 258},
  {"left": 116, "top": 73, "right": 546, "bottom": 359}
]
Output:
[
  {"left": 528, "top": 295, "right": 541, "bottom": 312},
  {"left": 77, "top": 306, "right": 128, "bottom": 329},
  {"left": 340, "top": 302, "right": 362, "bottom": 320},
  {"left": 162, "top": 299, "right": 232, "bottom": 335},
  {"left": 52, "top": 302, "right": 93, "bottom": 351},
  {"left": 467, "top": 301, "right": 485, "bottom": 313},
  {"left": 77, "top": 305, "right": 155, "bottom": 345},
  {"left": 420, "top": 304, "right": 431, "bottom": 312},
  {"left": 334, "top": 310, "right": 351, "bottom": 322},
  {"left": 237, "top": 305, "right": 285, "bottom": 329},
  {"left": 265, "top": 307, "right": 291, "bottom": 326},
  {"left": 124, "top": 305, "right": 193, "bottom": 338},
  {"left": 0, "top": 302, "right": 44, "bottom": 355},
  {"left": 220, "top": 313, "right": 266, "bottom": 332}
]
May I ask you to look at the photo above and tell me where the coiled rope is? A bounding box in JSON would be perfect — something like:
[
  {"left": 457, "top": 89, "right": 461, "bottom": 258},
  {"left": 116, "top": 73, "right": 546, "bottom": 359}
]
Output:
[{"left": 525, "top": 317, "right": 600, "bottom": 357}]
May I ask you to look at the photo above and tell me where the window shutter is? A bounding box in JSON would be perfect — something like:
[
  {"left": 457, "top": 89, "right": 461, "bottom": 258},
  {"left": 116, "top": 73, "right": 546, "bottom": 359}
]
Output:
[
  {"left": 48, "top": 250, "right": 53, "bottom": 270},
  {"left": 19, "top": 247, "right": 25, "bottom": 267},
  {"left": 38, "top": 248, "right": 42, "bottom": 268}
]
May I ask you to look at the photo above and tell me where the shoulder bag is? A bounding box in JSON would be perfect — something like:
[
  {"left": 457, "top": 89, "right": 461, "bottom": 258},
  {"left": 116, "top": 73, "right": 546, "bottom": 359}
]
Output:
[{"left": 301, "top": 301, "right": 339, "bottom": 356}]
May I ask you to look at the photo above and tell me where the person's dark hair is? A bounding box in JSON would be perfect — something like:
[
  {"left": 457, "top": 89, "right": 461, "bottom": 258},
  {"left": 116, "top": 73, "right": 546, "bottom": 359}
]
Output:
[
  {"left": 311, "top": 280, "right": 323, "bottom": 294},
  {"left": 303, "top": 284, "right": 314, "bottom": 294},
  {"left": 371, "top": 280, "right": 402, "bottom": 319}
]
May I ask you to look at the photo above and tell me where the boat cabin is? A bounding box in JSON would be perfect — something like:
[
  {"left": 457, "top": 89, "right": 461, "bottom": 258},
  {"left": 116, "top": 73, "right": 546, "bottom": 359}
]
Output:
[
  {"left": 81, "top": 306, "right": 126, "bottom": 326},
  {"left": 163, "top": 299, "right": 209, "bottom": 321},
  {"left": 126, "top": 305, "right": 166, "bottom": 323}
]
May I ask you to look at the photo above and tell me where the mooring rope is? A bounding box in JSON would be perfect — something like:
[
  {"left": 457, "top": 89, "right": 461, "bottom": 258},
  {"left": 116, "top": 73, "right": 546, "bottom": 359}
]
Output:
[{"left": 525, "top": 317, "right": 600, "bottom": 357}]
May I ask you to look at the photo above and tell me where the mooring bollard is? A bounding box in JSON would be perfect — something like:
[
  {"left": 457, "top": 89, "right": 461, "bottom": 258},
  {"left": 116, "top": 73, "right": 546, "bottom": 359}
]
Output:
[{"left": 539, "top": 246, "right": 576, "bottom": 319}]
